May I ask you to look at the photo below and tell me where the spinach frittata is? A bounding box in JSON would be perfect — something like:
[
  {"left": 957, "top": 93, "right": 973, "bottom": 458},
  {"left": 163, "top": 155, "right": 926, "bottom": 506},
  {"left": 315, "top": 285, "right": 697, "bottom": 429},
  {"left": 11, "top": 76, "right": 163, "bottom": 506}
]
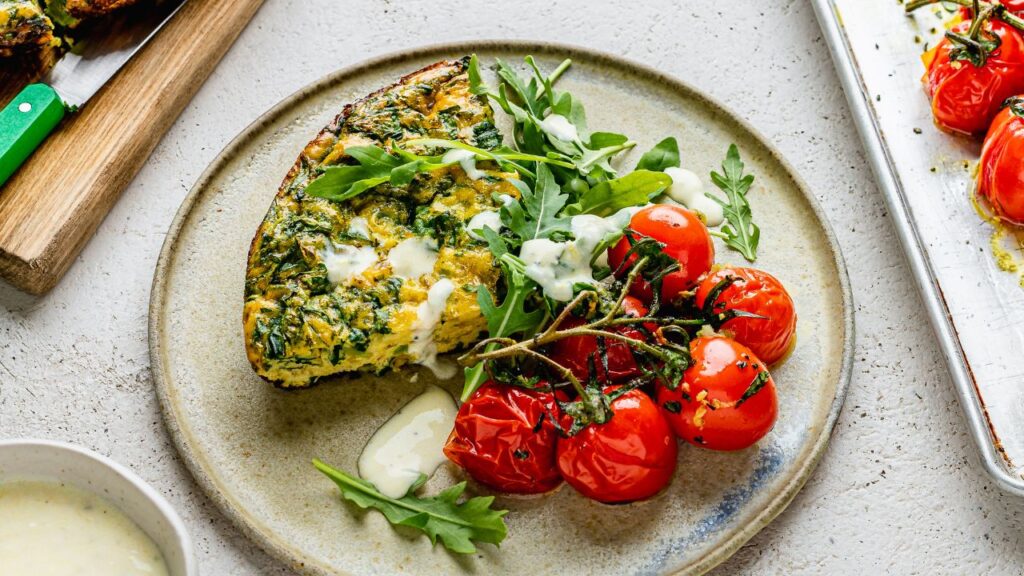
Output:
[
  {"left": 65, "top": 0, "right": 136, "bottom": 18},
  {"left": 0, "top": 0, "right": 54, "bottom": 55},
  {"left": 244, "top": 58, "right": 517, "bottom": 388}
]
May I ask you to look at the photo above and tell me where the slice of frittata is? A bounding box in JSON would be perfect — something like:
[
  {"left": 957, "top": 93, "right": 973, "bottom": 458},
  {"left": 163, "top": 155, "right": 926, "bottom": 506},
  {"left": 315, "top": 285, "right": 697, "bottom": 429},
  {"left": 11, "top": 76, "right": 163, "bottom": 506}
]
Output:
[
  {"left": 0, "top": 0, "right": 55, "bottom": 55},
  {"left": 244, "top": 58, "right": 516, "bottom": 388},
  {"left": 65, "top": 0, "right": 137, "bottom": 18}
]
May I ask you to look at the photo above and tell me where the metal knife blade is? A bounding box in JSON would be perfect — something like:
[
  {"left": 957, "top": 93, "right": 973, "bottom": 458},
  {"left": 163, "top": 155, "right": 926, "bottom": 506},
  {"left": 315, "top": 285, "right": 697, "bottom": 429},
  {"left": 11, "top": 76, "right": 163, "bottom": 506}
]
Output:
[{"left": 45, "top": 0, "right": 187, "bottom": 108}]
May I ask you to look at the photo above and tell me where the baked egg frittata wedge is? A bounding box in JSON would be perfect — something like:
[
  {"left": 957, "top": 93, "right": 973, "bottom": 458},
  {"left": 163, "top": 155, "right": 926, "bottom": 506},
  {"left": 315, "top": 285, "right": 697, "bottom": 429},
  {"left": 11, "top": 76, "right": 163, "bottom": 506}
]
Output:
[
  {"left": 0, "top": 0, "right": 54, "bottom": 55},
  {"left": 244, "top": 57, "right": 517, "bottom": 388}
]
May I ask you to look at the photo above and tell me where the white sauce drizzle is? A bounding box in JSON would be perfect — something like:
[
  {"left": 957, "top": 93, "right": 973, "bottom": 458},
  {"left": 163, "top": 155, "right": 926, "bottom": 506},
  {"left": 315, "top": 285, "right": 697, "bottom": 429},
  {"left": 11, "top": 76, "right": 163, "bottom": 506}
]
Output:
[
  {"left": 387, "top": 237, "right": 438, "bottom": 279},
  {"left": 348, "top": 216, "right": 371, "bottom": 238},
  {"left": 358, "top": 386, "right": 458, "bottom": 499},
  {"left": 409, "top": 278, "right": 456, "bottom": 378},
  {"left": 520, "top": 214, "right": 624, "bottom": 301},
  {"left": 442, "top": 148, "right": 486, "bottom": 180},
  {"left": 321, "top": 243, "right": 377, "bottom": 285},
  {"left": 0, "top": 481, "right": 170, "bottom": 576},
  {"left": 663, "top": 167, "right": 725, "bottom": 226},
  {"left": 538, "top": 113, "right": 580, "bottom": 142},
  {"left": 466, "top": 210, "right": 503, "bottom": 240}
]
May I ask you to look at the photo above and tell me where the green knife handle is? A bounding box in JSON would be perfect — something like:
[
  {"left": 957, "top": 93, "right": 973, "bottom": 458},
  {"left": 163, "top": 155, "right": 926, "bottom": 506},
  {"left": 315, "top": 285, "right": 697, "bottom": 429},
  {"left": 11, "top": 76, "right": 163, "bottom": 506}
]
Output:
[{"left": 0, "top": 84, "right": 66, "bottom": 187}]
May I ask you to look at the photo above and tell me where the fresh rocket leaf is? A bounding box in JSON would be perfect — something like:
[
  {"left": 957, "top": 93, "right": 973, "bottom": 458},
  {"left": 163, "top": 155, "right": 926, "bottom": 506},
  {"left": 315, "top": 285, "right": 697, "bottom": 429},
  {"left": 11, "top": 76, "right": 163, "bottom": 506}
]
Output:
[
  {"left": 313, "top": 460, "right": 508, "bottom": 554},
  {"left": 463, "top": 249, "right": 546, "bottom": 400},
  {"left": 636, "top": 137, "right": 681, "bottom": 172},
  {"left": 708, "top": 144, "right": 760, "bottom": 262},
  {"left": 565, "top": 170, "right": 672, "bottom": 217},
  {"left": 467, "top": 54, "right": 488, "bottom": 96},
  {"left": 502, "top": 164, "right": 573, "bottom": 241}
]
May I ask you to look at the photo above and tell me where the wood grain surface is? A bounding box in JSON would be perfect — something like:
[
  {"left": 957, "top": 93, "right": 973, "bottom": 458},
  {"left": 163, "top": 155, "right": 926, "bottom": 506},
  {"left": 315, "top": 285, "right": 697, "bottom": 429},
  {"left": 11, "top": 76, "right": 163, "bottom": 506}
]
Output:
[{"left": 0, "top": 0, "right": 264, "bottom": 295}]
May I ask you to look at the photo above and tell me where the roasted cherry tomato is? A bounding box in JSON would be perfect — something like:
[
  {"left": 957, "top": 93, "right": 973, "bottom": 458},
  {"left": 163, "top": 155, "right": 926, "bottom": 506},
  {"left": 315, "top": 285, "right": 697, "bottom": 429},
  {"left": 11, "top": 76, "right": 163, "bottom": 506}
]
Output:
[
  {"left": 444, "top": 382, "right": 562, "bottom": 494},
  {"left": 695, "top": 267, "right": 797, "bottom": 365},
  {"left": 607, "top": 205, "right": 714, "bottom": 305},
  {"left": 657, "top": 336, "right": 778, "bottom": 451},
  {"left": 978, "top": 97, "right": 1024, "bottom": 224},
  {"left": 556, "top": 387, "right": 677, "bottom": 503},
  {"left": 548, "top": 296, "right": 653, "bottom": 383},
  {"left": 923, "top": 18, "right": 1024, "bottom": 135},
  {"left": 960, "top": 1, "right": 1024, "bottom": 19}
]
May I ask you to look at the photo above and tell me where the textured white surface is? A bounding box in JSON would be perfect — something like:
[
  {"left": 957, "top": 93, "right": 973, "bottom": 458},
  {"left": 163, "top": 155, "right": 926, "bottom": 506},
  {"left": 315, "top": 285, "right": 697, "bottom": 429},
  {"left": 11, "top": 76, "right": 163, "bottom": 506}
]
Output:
[{"left": 0, "top": 0, "right": 1022, "bottom": 574}]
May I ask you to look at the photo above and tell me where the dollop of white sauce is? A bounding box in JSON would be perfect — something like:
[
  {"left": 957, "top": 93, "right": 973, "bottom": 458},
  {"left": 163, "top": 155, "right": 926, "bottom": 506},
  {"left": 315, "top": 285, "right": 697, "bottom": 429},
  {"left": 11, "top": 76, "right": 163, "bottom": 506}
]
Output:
[
  {"left": 358, "top": 386, "right": 459, "bottom": 499},
  {"left": 520, "top": 214, "right": 624, "bottom": 301},
  {"left": 321, "top": 243, "right": 378, "bottom": 285},
  {"left": 466, "top": 210, "right": 503, "bottom": 240},
  {"left": 538, "top": 113, "right": 579, "bottom": 142},
  {"left": 442, "top": 148, "right": 486, "bottom": 180},
  {"left": 348, "top": 216, "right": 371, "bottom": 238},
  {"left": 387, "top": 237, "right": 438, "bottom": 279},
  {"left": 0, "top": 481, "right": 170, "bottom": 576},
  {"left": 409, "top": 278, "right": 456, "bottom": 378},
  {"left": 663, "top": 167, "right": 725, "bottom": 226}
]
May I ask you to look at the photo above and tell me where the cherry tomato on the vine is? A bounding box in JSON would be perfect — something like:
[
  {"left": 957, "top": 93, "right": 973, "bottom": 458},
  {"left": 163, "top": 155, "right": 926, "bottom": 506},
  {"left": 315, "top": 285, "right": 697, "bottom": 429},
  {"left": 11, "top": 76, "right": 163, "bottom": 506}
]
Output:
[
  {"left": 922, "top": 18, "right": 1024, "bottom": 135},
  {"left": 607, "top": 205, "right": 714, "bottom": 305},
  {"left": 556, "top": 387, "right": 677, "bottom": 503},
  {"left": 695, "top": 267, "right": 797, "bottom": 365},
  {"left": 657, "top": 336, "right": 778, "bottom": 452},
  {"left": 978, "top": 97, "right": 1024, "bottom": 224},
  {"left": 444, "top": 382, "right": 562, "bottom": 494},
  {"left": 548, "top": 296, "right": 654, "bottom": 384}
]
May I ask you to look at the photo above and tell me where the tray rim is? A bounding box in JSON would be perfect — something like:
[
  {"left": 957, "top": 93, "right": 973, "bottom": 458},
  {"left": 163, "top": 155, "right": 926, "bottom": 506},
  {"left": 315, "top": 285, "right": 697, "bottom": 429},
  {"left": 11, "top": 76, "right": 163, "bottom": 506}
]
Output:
[
  {"left": 148, "top": 40, "right": 856, "bottom": 575},
  {"left": 810, "top": 0, "right": 1024, "bottom": 496}
]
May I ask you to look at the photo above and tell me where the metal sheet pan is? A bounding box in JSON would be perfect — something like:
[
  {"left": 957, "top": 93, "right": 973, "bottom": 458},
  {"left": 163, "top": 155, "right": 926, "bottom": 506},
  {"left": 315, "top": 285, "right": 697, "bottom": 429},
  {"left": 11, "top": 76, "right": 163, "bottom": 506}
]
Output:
[{"left": 812, "top": 0, "right": 1024, "bottom": 495}]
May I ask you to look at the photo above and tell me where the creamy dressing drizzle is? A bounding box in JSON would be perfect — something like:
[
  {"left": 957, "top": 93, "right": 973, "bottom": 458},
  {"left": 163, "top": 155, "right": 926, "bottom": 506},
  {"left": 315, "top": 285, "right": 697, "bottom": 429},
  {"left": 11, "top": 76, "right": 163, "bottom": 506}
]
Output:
[
  {"left": 348, "top": 216, "right": 371, "bottom": 238},
  {"left": 538, "top": 113, "right": 579, "bottom": 142},
  {"left": 358, "top": 386, "right": 458, "bottom": 499},
  {"left": 0, "top": 481, "right": 170, "bottom": 576},
  {"left": 442, "top": 149, "right": 486, "bottom": 180},
  {"left": 321, "top": 243, "right": 378, "bottom": 285},
  {"left": 387, "top": 237, "right": 439, "bottom": 279},
  {"left": 520, "top": 214, "right": 625, "bottom": 301},
  {"left": 663, "top": 167, "right": 725, "bottom": 226},
  {"left": 466, "top": 210, "right": 503, "bottom": 240},
  {"left": 409, "top": 279, "right": 456, "bottom": 378}
]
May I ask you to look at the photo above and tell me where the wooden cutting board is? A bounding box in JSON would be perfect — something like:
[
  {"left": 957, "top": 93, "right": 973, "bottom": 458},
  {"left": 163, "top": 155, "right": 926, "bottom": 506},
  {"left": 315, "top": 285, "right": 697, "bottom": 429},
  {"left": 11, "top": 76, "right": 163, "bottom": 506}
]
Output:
[{"left": 0, "top": 0, "right": 264, "bottom": 295}]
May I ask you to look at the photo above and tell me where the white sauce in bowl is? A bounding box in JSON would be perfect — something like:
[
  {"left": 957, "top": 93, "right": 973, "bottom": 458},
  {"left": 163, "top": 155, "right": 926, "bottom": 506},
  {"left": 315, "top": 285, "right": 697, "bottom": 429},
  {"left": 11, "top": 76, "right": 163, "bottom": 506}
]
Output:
[
  {"left": 358, "top": 386, "right": 459, "bottom": 499},
  {"left": 0, "top": 480, "right": 169, "bottom": 576}
]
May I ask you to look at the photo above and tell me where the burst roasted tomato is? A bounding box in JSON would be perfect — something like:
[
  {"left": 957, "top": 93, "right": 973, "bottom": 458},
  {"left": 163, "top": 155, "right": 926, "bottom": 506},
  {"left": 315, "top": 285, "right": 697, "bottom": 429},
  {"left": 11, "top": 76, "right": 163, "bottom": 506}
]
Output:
[
  {"left": 923, "top": 18, "right": 1024, "bottom": 135},
  {"left": 960, "top": 1, "right": 1024, "bottom": 19},
  {"left": 657, "top": 336, "right": 778, "bottom": 451},
  {"left": 978, "top": 97, "right": 1024, "bottom": 224},
  {"left": 444, "top": 382, "right": 562, "bottom": 494},
  {"left": 607, "top": 205, "right": 714, "bottom": 305},
  {"left": 548, "top": 296, "right": 653, "bottom": 383},
  {"left": 556, "top": 387, "right": 677, "bottom": 503},
  {"left": 695, "top": 267, "right": 797, "bottom": 365}
]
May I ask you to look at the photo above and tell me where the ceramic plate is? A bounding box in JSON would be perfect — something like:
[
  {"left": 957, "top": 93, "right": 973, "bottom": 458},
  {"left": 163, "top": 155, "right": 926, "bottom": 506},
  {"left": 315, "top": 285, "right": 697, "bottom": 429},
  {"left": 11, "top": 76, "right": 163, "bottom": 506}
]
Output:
[{"left": 150, "top": 42, "right": 853, "bottom": 576}]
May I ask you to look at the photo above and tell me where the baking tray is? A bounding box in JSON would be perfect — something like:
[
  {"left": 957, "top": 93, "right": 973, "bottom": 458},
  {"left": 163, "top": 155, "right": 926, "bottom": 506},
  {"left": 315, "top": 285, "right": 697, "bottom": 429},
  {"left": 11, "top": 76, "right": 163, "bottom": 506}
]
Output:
[{"left": 812, "top": 0, "right": 1024, "bottom": 495}]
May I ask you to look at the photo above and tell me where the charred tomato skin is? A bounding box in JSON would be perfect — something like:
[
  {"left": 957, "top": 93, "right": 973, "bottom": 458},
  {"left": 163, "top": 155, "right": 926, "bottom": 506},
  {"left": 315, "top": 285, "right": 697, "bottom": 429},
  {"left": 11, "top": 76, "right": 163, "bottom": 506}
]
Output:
[
  {"left": 549, "top": 296, "right": 653, "bottom": 383},
  {"left": 923, "top": 19, "right": 1024, "bottom": 136},
  {"left": 657, "top": 336, "right": 778, "bottom": 452},
  {"left": 556, "top": 387, "right": 677, "bottom": 503},
  {"left": 978, "top": 100, "right": 1024, "bottom": 224},
  {"left": 444, "top": 382, "right": 563, "bottom": 494},
  {"left": 695, "top": 267, "right": 797, "bottom": 365},
  {"left": 608, "top": 205, "right": 715, "bottom": 305}
]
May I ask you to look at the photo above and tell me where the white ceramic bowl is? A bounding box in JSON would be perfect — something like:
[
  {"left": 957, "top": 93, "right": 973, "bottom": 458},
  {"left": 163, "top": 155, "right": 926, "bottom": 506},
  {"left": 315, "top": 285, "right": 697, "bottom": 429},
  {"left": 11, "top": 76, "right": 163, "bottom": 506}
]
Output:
[{"left": 0, "top": 439, "right": 197, "bottom": 576}]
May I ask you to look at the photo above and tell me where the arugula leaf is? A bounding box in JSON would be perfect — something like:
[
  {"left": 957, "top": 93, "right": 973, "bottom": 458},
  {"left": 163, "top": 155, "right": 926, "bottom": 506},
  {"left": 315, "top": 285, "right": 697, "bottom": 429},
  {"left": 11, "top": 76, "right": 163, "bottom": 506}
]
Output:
[
  {"left": 636, "top": 137, "right": 681, "bottom": 172},
  {"left": 305, "top": 145, "right": 403, "bottom": 201},
  {"left": 501, "top": 164, "right": 573, "bottom": 241},
  {"left": 314, "top": 459, "right": 508, "bottom": 554},
  {"left": 708, "top": 144, "right": 760, "bottom": 262},
  {"left": 565, "top": 170, "right": 672, "bottom": 217}
]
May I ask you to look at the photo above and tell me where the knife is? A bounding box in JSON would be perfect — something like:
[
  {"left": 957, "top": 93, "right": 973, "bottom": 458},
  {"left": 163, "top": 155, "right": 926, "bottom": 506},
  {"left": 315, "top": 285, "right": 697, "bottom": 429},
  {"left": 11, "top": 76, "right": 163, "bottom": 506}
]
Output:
[{"left": 0, "top": 0, "right": 187, "bottom": 186}]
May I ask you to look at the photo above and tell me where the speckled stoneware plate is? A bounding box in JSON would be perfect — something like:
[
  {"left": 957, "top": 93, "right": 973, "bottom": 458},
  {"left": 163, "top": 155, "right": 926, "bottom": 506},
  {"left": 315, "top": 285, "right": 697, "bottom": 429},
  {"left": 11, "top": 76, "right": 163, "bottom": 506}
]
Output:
[{"left": 149, "top": 42, "right": 853, "bottom": 576}]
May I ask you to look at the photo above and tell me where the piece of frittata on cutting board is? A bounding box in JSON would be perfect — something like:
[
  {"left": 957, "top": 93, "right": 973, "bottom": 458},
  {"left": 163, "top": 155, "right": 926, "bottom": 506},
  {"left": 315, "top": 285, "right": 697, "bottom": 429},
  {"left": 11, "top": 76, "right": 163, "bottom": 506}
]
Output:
[
  {"left": 0, "top": 0, "right": 55, "bottom": 55},
  {"left": 244, "top": 57, "right": 517, "bottom": 388}
]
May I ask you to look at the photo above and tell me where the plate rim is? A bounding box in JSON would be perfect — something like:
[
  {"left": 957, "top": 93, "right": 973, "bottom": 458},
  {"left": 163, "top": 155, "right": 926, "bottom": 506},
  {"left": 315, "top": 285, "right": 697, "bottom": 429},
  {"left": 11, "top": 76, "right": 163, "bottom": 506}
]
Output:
[{"left": 149, "top": 39, "right": 855, "bottom": 576}]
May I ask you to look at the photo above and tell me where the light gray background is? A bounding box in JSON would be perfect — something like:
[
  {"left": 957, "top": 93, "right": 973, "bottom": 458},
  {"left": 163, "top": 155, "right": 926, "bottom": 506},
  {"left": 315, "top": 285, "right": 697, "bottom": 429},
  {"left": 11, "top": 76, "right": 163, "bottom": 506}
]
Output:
[{"left": 0, "top": 0, "right": 1021, "bottom": 574}]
